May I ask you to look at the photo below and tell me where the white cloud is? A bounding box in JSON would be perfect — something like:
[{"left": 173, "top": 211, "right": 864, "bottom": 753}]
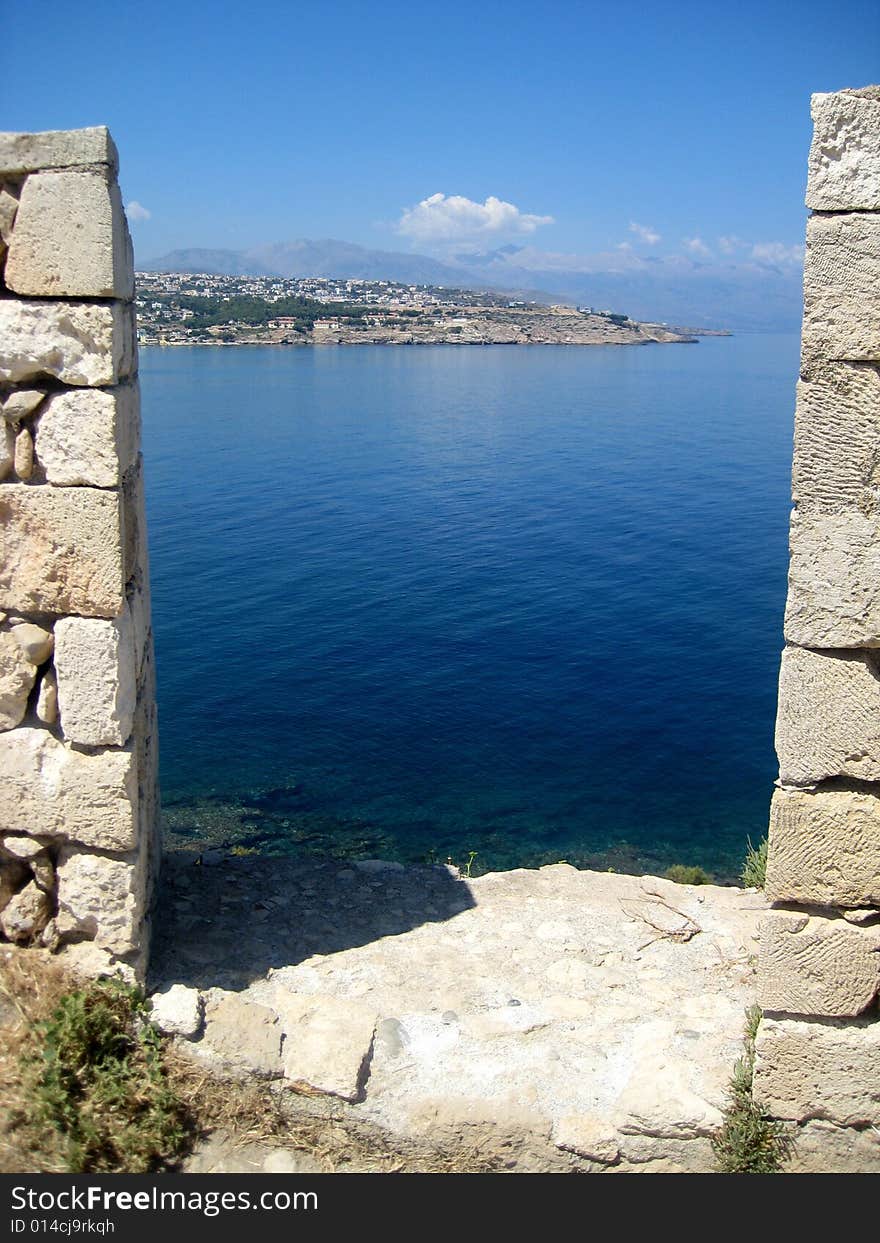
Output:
[
  {"left": 750, "top": 241, "right": 805, "bottom": 266},
  {"left": 396, "top": 193, "right": 553, "bottom": 243},
  {"left": 683, "top": 236, "right": 712, "bottom": 257},
  {"left": 718, "top": 235, "right": 744, "bottom": 255},
  {"left": 629, "top": 221, "right": 660, "bottom": 246},
  {"left": 126, "top": 201, "right": 151, "bottom": 222}
]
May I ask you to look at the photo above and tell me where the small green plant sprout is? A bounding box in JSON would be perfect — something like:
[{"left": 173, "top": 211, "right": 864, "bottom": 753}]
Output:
[
  {"left": 741, "top": 836, "right": 768, "bottom": 889},
  {"left": 462, "top": 851, "right": 478, "bottom": 878},
  {"left": 712, "top": 1004, "right": 792, "bottom": 1174},
  {"left": 25, "top": 977, "right": 190, "bottom": 1173},
  {"left": 664, "top": 863, "right": 712, "bottom": 885}
]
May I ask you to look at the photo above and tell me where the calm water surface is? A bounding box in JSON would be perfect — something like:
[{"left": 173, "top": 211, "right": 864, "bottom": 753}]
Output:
[{"left": 140, "top": 337, "right": 798, "bottom": 877}]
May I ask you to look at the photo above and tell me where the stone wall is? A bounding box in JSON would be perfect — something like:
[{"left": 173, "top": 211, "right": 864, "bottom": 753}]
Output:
[
  {"left": 0, "top": 128, "right": 157, "bottom": 980},
  {"left": 755, "top": 89, "right": 880, "bottom": 1146}
]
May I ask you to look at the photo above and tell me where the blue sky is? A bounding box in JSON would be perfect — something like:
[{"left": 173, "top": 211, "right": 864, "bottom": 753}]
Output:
[{"left": 2, "top": 1, "right": 878, "bottom": 267}]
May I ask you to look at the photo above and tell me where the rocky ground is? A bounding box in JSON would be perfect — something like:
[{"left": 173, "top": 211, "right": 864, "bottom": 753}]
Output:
[{"left": 150, "top": 856, "right": 773, "bottom": 1172}]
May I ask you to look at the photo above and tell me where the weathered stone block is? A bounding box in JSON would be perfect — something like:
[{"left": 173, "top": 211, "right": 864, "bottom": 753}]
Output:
[
  {"left": 0, "top": 630, "right": 38, "bottom": 731},
  {"left": 0, "top": 423, "right": 13, "bottom": 481},
  {"left": 0, "top": 484, "right": 125, "bottom": 617},
  {"left": 0, "top": 879, "right": 51, "bottom": 944},
  {"left": 792, "top": 363, "right": 880, "bottom": 512},
  {"left": 10, "top": 622, "right": 53, "bottom": 665},
  {"left": 784, "top": 508, "right": 880, "bottom": 648},
  {"left": 150, "top": 985, "right": 203, "bottom": 1039},
  {"left": 807, "top": 90, "right": 880, "bottom": 211},
  {"left": 767, "top": 784, "right": 880, "bottom": 907},
  {"left": 202, "top": 993, "right": 283, "bottom": 1076},
  {"left": 269, "top": 989, "right": 378, "bottom": 1101},
  {"left": 35, "top": 386, "right": 139, "bottom": 489},
  {"left": 5, "top": 170, "right": 133, "bottom": 300},
  {"left": 753, "top": 1014, "right": 880, "bottom": 1126},
  {"left": 2, "top": 389, "right": 47, "bottom": 422},
  {"left": 775, "top": 645, "right": 880, "bottom": 785},
  {"left": 758, "top": 910, "right": 880, "bottom": 1017},
  {"left": 0, "top": 727, "right": 138, "bottom": 851},
  {"left": 55, "top": 611, "right": 137, "bottom": 746},
  {"left": 56, "top": 842, "right": 146, "bottom": 957},
  {"left": 0, "top": 127, "right": 118, "bottom": 175},
  {"left": 803, "top": 212, "right": 880, "bottom": 363},
  {"left": 0, "top": 300, "right": 135, "bottom": 387}
]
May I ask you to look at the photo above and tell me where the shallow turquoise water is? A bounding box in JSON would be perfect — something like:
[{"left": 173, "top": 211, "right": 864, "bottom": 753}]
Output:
[{"left": 140, "top": 336, "right": 797, "bottom": 878}]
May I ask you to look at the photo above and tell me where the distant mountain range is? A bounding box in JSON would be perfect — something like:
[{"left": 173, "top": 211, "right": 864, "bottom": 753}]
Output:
[{"left": 141, "top": 238, "right": 803, "bottom": 332}]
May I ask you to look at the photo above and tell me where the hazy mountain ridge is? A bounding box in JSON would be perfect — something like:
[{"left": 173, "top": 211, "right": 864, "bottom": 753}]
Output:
[{"left": 141, "top": 238, "right": 803, "bottom": 331}]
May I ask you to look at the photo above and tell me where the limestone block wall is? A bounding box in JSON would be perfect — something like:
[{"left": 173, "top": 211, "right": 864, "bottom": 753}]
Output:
[
  {"left": 0, "top": 128, "right": 157, "bottom": 980},
  {"left": 754, "top": 89, "right": 880, "bottom": 1136}
]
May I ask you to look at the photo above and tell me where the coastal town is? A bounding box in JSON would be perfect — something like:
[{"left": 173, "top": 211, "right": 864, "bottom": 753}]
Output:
[{"left": 134, "top": 271, "right": 710, "bottom": 348}]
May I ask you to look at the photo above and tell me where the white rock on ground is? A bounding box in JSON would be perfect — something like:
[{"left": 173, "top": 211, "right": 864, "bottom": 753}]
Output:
[{"left": 150, "top": 984, "right": 203, "bottom": 1039}]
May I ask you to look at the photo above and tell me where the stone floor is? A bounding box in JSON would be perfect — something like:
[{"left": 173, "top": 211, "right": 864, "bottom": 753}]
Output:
[{"left": 151, "top": 854, "right": 772, "bottom": 1171}]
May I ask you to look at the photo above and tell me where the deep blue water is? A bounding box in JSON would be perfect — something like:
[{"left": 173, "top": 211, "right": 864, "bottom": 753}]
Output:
[{"left": 140, "top": 337, "right": 798, "bottom": 878}]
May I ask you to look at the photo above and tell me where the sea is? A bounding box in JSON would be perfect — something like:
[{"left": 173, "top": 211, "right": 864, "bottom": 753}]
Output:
[{"left": 140, "top": 334, "right": 799, "bottom": 880}]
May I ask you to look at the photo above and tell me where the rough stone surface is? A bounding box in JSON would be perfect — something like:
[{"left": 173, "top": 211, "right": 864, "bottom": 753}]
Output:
[
  {"left": 0, "top": 630, "right": 38, "bottom": 731},
  {"left": 0, "top": 300, "right": 135, "bottom": 387},
  {"left": 55, "top": 845, "right": 145, "bottom": 957},
  {"left": 35, "top": 386, "right": 139, "bottom": 488},
  {"left": 12, "top": 427, "right": 32, "bottom": 480},
  {"left": 154, "top": 859, "right": 766, "bottom": 1171},
  {"left": 754, "top": 1015, "right": 880, "bottom": 1126},
  {"left": 0, "top": 424, "right": 13, "bottom": 481},
  {"left": 766, "top": 784, "right": 880, "bottom": 907},
  {"left": 807, "top": 90, "right": 880, "bottom": 211},
  {"left": 802, "top": 212, "right": 880, "bottom": 363},
  {"left": 35, "top": 668, "right": 58, "bottom": 725},
  {"left": 0, "top": 484, "right": 125, "bottom": 617},
  {"left": 552, "top": 1114, "right": 621, "bottom": 1164},
  {"left": 0, "top": 880, "right": 51, "bottom": 943},
  {"left": 775, "top": 645, "right": 880, "bottom": 785},
  {"left": 200, "top": 993, "right": 282, "bottom": 1076},
  {"left": 784, "top": 1118, "right": 880, "bottom": 1173},
  {"left": 5, "top": 170, "right": 133, "bottom": 300},
  {"left": 785, "top": 508, "right": 880, "bottom": 647},
  {"left": 0, "top": 187, "right": 18, "bottom": 242},
  {"left": 150, "top": 984, "right": 203, "bottom": 1039},
  {"left": 10, "top": 623, "right": 53, "bottom": 666},
  {"left": 792, "top": 365, "right": 880, "bottom": 511},
  {"left": 2, "top": 389, "right": 46, "bottom": 422},
  {"left": 54, "top": 611, "right": 136, "bottom": 746},
  {"left": 257, "top": 986, "right": 378, "bottom": 1102},
  {"left": 758, "top": 910, "right": 880, "bottom": 1017},
  {"left": 0, "top": 727, "right": 137, "bottom": 850},
  {"left": 0, "top": 127, "right": 118, "bottom": 175}
]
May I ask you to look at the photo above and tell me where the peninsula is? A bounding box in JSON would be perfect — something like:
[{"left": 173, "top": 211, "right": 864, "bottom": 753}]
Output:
[{"left": 135, "top": 271, "right": 725, "bottom": 348}]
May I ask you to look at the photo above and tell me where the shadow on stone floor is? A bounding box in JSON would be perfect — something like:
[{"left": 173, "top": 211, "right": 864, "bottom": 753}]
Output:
[{"left": 148, "top": 851, "right": 476, "bottom": 991}]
